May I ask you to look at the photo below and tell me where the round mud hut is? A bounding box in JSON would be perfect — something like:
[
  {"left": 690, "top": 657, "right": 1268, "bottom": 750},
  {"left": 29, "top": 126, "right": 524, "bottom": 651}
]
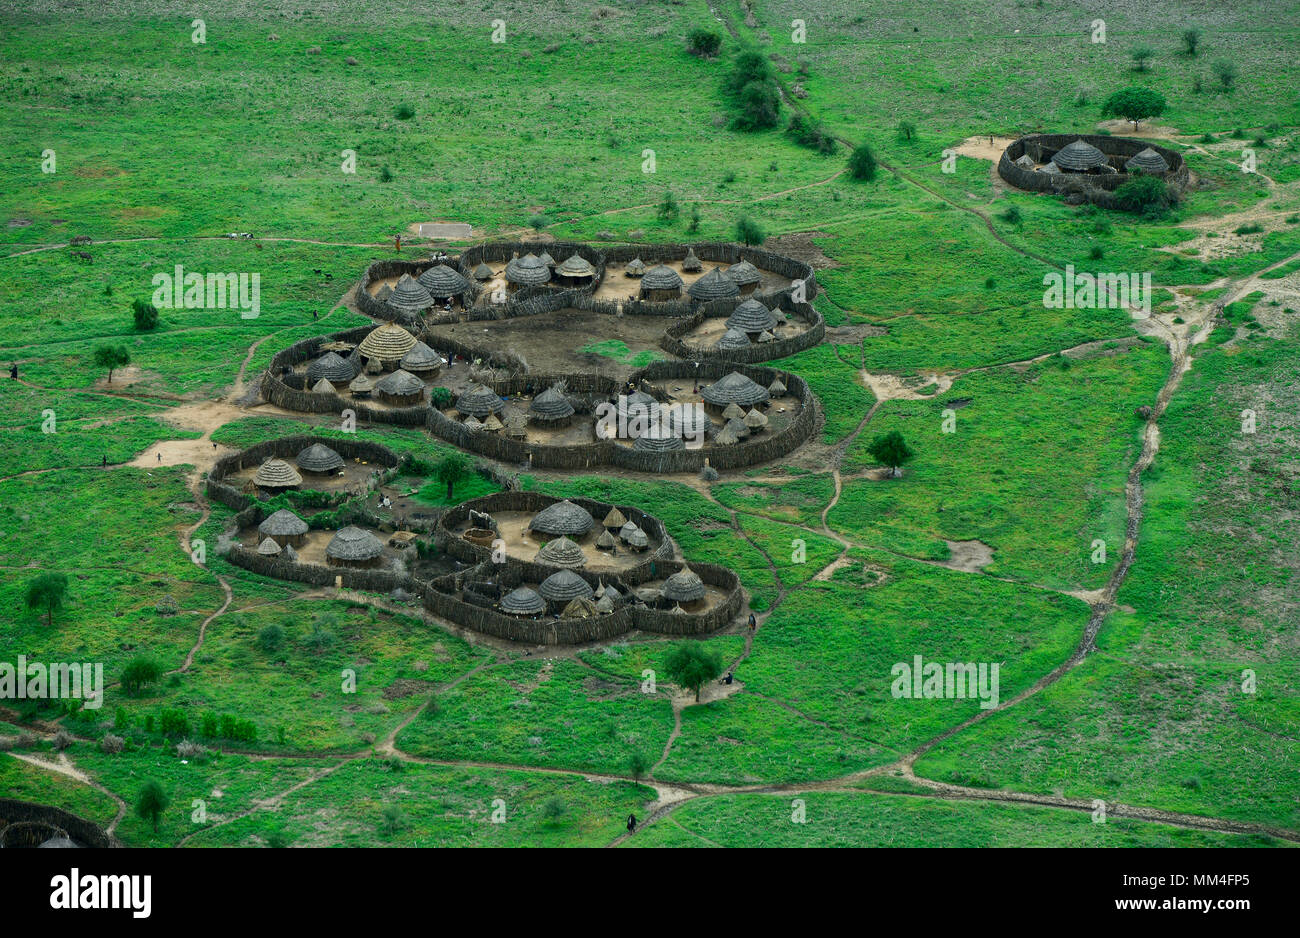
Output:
[
  {"left": 417, "top": 264, "right": 471, "bottom": 304},
  {"left": 529, "top": 499, "right": 595, "bottom": 538},
  {"left": 253, "top": 458, "right": 302, "bottom": 492},
  {"left": 257, "top": 508, "right": 309, "bottom": 548},
  {"left": 554, "top": 254, "right": 597, "bottom": 288},
  {"left": 701, "top": 371, "right": 771, "bottom": 414},
  {"left": 681, "top": 247, "right": 703, "bottom": 273},
  {"left": 400, "top": 341, "right": 445, "bottom": 377},
  {"left": 455, "top": 383, "right": 505, "bottom": 418},
  {"left": 325, "top": 526, "right": 385, "bottom": 568},
  {"left": 529, "top": 385, "right": 576, "bottom": 426},
  {"left": 307, "top": 351, "right": 359, "bottom": 384},
  {"left": 357, "top": 322, "right": 418, "bottom": 370},
  {"left": 349, "top": 373, "right": 376, "bottom": 398},
  {"left": 295, "top": 442, "right": 344, "bottom": 475},
  {"left": 688, "top": 267, "right": 740, "bottom": 302},
  {"left": 538, "top": 568, "right": 594, "bottom": 610},
  {"left": 601, "top": 507, "right": 627, "bottom": 532},
  {"left": 535, "top": 536, "right": 588, "bottom": 569},
  {"left": 661, "top": 568, "right": 706, "bottom": 605},
  {"left": 640, "top": 264, "right": 684, "bottom": 301},
  {"left": 633, "top": 425, "right": 686, "bottom": 452},
  {"left": 1052, "top": 138, "right": 1110, "bottom": 173},
  {"left": 714, "top": 327, "right": 752, "bottom": 352},
  {"left": 500, "top": 586, "right": 545, "bottom": 616},
  {"left": 472, "top": 262, "right": 494, "bottom": 282},
  {"left": 624, "top": 257, "right": 647, "bottom": 278},
  {"left": 386, "top": 274, "right": 435, "bottom": 319},
  {"left": 505, "top": 253, "right": 551, "bottom": 292},
  {"left": 726, "top": 298, "right": 779, "bottom": 337},
  {"left": 1125, "top": 147, "right": 1171, "bottom": 175},
  {"left": 374, "top": 369, "right": 426, "bottom": 406},
  {"left": 724, "top": 260, "right": 763, "bottom": 294}
]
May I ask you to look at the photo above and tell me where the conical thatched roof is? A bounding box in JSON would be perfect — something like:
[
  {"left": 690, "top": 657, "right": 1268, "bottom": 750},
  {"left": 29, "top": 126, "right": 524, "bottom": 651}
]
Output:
[
  {"left": 296, "top": 443, "right": 344, "bottom": 473},
  {"left": 505, "top": 252, "right": 551, "bottom": 286},
  {"left": 482, "top": 413, "right": 504, "bottom": 432},
  {"left": 538, "top": 568, "right": 594, "bottom": 602},
  {"left": 472, "top": 262, "right": 494, "bottom": 281},
  {"left": 1052, "top": 139, "right": 1107, "bottom": 171},
  {"left": 561, "top": 596, "right": 600, "bottom": 619},
  {"left": 312, "top": 378, "right": 337, "bottom": 394},
  {"left": 602, "top": 583, "right": 621, "bottom": 602},
  {"left": 375, "top": 369, "right": 425, "bottom": 397},
  {"left": 595, "top": 593, "right": 615, "bottom": 613},
  {"left": 688, "top": 267, "right": 740, "bottom": 300},
  {"left": 617, "top": 391, "right": 661, "bottom": 423},
  {"left": 349, "top": 373, "right": 376, "bottom": 393},
  {"left": 358, "top": 322, "right": 417, "bottom": 364},
  {"left": 725, "top": 260, "right": 762, "bottom": 286},
  {"left": 1014, "top": 153, "right": 1035, "bottom": 168},
  {"left": 722, "top": 401, "right": 746, "bottom": 421},
  {"left": 1126, "top": 147, "right": 1170, "bottom": 174},
  {"left": 701, "top": 371, "right": 770, "bottom": 407},
  {"left": 535, "top": 536, "right": 587, "bottom": 569},
  {"left": 417, "top": 264, "right": 470, "bottom": 298},
  {"left": 283, "top": 544, "right": 298, "bottom": 561},
  {"left": 634, "top": 427, "right": 686, "bottom": 452},
  {"left": 625, "top": 257, "right": 646, "bottom": 277},
  {"left": 624, "top": 527, "right": 649, "bottom": 548},
  {"left": 256, "top": 536, "right": 283, "bottom": 556},
  {"left": 307, "top": 351, "right": 359, "bottom": 383},
  {"left": 387, "top": 273, "right": 434, "bottom": 313},
  {"left": 500, "top": 586, "right": 545, "bottom": 615},
  {"left": 757, "top": 330, "right": 775, "bottom": 343},
  {"left": 400, "top": 341, "right": 445, "bottom": 373},
  {"left": 681, "top": 248, "right": 703, "bottom": 272},
  {"left": 530, "top": 499, "right": 594, "bottom": 536},
  {"left": 713, "top": 424, "right": 740, "bottom": 446},
  {"left": 726, "top": 298, "right": 778, "bottom": 333},
  {"left": 464, "top": 416, "right": 483, "bottom": 431},
  {"left": 662, "top": 568, "right": 706, "bottom": 602},
  {"left": 641, "top": 264, "right": 683, "bottom": 291},
  {"left": 259, "top": 508, "right": 309, "bottom": 537},
  {"left": 768, "top": 377, "right": 787, "bottom": 396},
  {"left": 1041, "top": 161, "right": 1061, "bottom": 174},
  {"left": 602, "top": 507, "right": 626, "bottom": 529},
  {"left": 254, "top": 458, "right": 302, "bottom": 489},
  {"left": 375, "top": 283, "right": 393, "bottom": 302},
  {"left": 538, "top": 251, "right": 556, "bottom": 268},
  {"left": 503, "top": 412, "right": 528, "bottom": 438},
  {"left": 715, "top": 327, "right": 752, "bottom": 351},
  {"left": 326, "top": 525, "right": 384, "bottom": 562},
  {"left": 529, "top": 386, "right": 575, "bottom": 419},
  {"left": 619, "top": 520, "right": 639, "bottom": 540},
  {"left": 455, "top": 383, "right": 504, "bottom": 417},
  {"left": 555, "top": 254, "right": 595, "bottom": 278},
  {"left": 725, "top": 416, "right": 751, "bottom": 439},
  {"left": 744, "top": 408, "right": 769, "bottom": 430},
  {"left": 668, "top": 405, "right": 710, "bottom": 438},
  {"left": 596, "top": 529, "right": 617, "bottom": 550}
]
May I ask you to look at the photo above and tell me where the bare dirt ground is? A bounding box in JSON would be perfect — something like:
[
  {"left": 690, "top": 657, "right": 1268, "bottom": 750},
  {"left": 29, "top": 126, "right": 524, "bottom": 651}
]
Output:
[
  {"left": 952, "top": 135, "right": 1019, "bottom": 162},
  {"left": 858, "top": 369, "right": 955, "bottom": 400},
  {"left": 938, "top": 539, "right": 995, "bottom": 573},
  {"left": 444, "top": 509, "right": 658, "bottom": 575},
  {"left": 762, "top": 231, "right": 839, "bottom": 270}
]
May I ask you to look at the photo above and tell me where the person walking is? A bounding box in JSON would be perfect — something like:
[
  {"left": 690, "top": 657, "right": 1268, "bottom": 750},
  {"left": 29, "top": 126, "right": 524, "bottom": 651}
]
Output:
[
  {"left": 626, "top": 814, "right": 637, "bottom": 833},
  {"left": 9, "top": 363, "right": 17, "bottom": 380},
  {"left": 748, "top": 612, "right": 757, "bottom": 632}
]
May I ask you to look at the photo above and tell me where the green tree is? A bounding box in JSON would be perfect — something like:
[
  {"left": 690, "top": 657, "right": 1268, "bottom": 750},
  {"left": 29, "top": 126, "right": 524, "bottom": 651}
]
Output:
[
  {"left": 734, "top": 215, "right": 765, "bottom": 246},
  {"left": 866, "top": 430, "right": 915, "bottom": 478},
  {"left": 131, "top": 298, "right": 159, "bottom": 330},
  {"left": 136, "top": 779, "right": 170, "bottom": 833},
  {"left": 848, "top": 142, "right": 878, "bottom": 180},
  {"left": 92, "top": 344, "right": 130, "bottom": 383},
  {"left": 896, "top": 119, "right": 917, "bottom": 142},
  {"left": 628, "top": 750, "right": 650, "bottom": 783},
  {"left": 657, "top": 189, "right": 679, "bottom": 222},
  {"left": 120, "top": 656, "right": 163, "bottom": 696},
  {"left": 1211, "top": 59, "right": 1237, "bottom": 90},
  {"left": 436, "top": 452, "right": 471, "bottom": 501},
  {"left": 1130, "top": 45, "right": 1155, "bottom": 72},
  {"left": 726, "top": 50, "right": 774, "bottom": 95},
  {"left": 527, "top": 214, "right": 547, "bottom": 231},
  {"left": 687, "top": 204, "right": 701, "bottom": 234},
  {"left": 664, "top": 642, "right": 723, "bottom": 702},
  {"left": 24, "top": 572, "right": 68, "bottom": 627},
  {"left": 1180, "top": 27, "right": 1201, "bottom": 56},
  {"left": 686, "top": 28, "right": 721, "bottom": 58},
  {"left": 1114, "top": 173, "right": 1176, "bottom": 215},
  {"left": 539, "top": 796, "right": 569, "bottom": 826},
  {"left": 1101, "top": 86, "right": 1167, "bottom": 130},
  {"left": 735, "top": 79, "right": 781, "bottom": 130}
]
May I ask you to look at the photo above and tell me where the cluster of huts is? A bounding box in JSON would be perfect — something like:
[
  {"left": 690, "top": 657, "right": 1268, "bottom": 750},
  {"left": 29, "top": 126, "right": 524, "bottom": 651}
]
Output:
[
  {"left": 607, "top": 371, "right": 783, "bottom": 451},
  {"left": 621, "top": 249, "right": 765, "bottom": 302},
  {"left": 1015, "top": 138, "right": 1172, "bottom": 177},
  {"left": 493, "top": 564, "right": 709, "bottom": 621},
  {"left": 252, "top": 506, "right": 389, "bottom": 569},
  {"left": 711, "top": 297, "right": 789, "bottom": 353},
  {"left": 374, "top": 263, "right": 473, "bottom": 318},
  {"left": 303, "top": 322, "right": 445, "bottom": 406},
  {"left": 493, "top": 250, "right": 599, "bottom": 294},
  {"left": 246, "top": 441, "right": 348, "bottom": 494}
]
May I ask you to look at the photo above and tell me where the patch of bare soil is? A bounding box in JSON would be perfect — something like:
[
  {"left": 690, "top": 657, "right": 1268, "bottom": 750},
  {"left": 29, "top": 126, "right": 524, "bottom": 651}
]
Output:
[
  {"left": 953, "top": 135, "right": 1018, "bottom": 162},
  {"left": 94, "top": 365, "right": 148, "bottom": 390},
  {"left": 763, "top": 231, "right": 840, "bottom": 269},
  {"left": 826, "top": 323, "right": 887, "bottom": 343},
  {"left": 859, "top": 370, "right": 954, "bottom": 400},
  {"left": 382, "top": 678, "right": 436, "bottom": 700},
  {"left": 938, "top": 539, "right": 995, "bottom": 573},
  {"left": 1093, "top": 119, "right": 1182, "bottom": 139}
]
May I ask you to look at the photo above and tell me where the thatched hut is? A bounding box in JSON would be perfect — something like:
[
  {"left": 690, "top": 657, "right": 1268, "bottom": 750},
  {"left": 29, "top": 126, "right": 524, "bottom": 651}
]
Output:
[
  {"left": 505, "top": 252, "right": 551, "bottom": 291},
  {"left": 530, "top": 499, "right": 594, "bottom": 538},
  {"left": 757, "top": 330, "right": 775, "bottom": 343},
  {"left": 1052, "top": 139, "right": 1108, "bottom": 172},
  {"left": 386, "top": 273, "right": 435, "bottom": 318},
  {"left": 400, "top": 341, "right": 445, "bottom": 376},
  {"left": 713, "top": 423, "right": 740, "bottom": 446},
  {"left": 619, "top": 520, "right": 639, "bottom": 541},
  {"left": 601, "top": 507, "right": 626, "bottom": 531},
  {"left": 744, "top": 408, "right": 769, "bottom": 433},
  {"left": 307, "top": 351, "right": 359, "bottom": 384},
  {"left": 681, "top": 247, "right": 703, "bottom": 273},
  {"left": 640, "top": 264, "right": 684, "bottom": 301},
  {"left": 535, "top": 536, "right": 587, "bottom": 569},
  {"left": 596, "top": 529, "right": 618, "bottom": 551},
  {"left": 724, "top": 260, "right": 762, "bottom": 294},
  {"left": 296, "top": 442, "right": 344, "bottom": 475},
  {"left": 503, "top": 412, "right": 529, "bottom": 440},
  {"left": 768, "top": 376, "right": 787, "bottom": 396},
  {"left": 701, "top": 371, "right": 771, "bottom": 413},
  {"left": 500, "top": 586, "right": 545, "bottom": 616},
  {"left": 722, "top": 401, "right": 746, "bottom": 422},
  {"left": 482, "top": 413, "right": 504, "bottom": 433},
  {"left": 417, "top": 264, "right": 471, "bottom": 303},
  {"left": 1125, "top": 147, "right": 1170, "bottom": 174},
  {"left": 253, "top": 458, "right": 302, "bottom": 491},
  {"left": 464, "top": 416, "right": 484, "bottom": 431},
  {"left": 258, "top": 508, "right": 309, "bottom": 547},
  {"left": 561, "top": 596, "right": 600, "bottom": 619},
  {"left": 661, "top": 568, "right": 706, "bottom": 604},
  {"left": 374, "top": 369, "right": 425, "bottom": 406},
  {"left": 624, "top": 257, "right": 646, "bottom": 278},
  {"left": 256, "top": 536, "right": 282, "bottom": 557},
  {"left": 624, "top": 527, "right": 649, "bottom": 551},
  {"left": 358, "top": 322, "right": 418, "bottom": 369},
  {"left": 1014, "top": 153, "right": 1035, "bottom": 168},
  {"left": 538, "top": 251, "right": 557, "bottom": 269},
  {"left": 349, "top": 373, "right": 376, "bottom": 398},
  {"left": 725, "top": 416, "right": 751, "bottom": 440},
  {"left": 616, "top": 390, "right": 661, "bottom": 433},
  {"left": 668, "top": 405, "right": 710, "bottom": 441},
  {"left": 715, "top": 327, "right": 752, "bottom": 351},
  {"left": 726, "top": 297, "right": 779, "bottom": 336},
  {"left": 688, "top": 267, "right": 739, "bottom": 302},
  {"left": 472, "top": 262, "right": 494, "bottom": 281},
  {"left": 325, "top": 525, "right": 385, "bottom": 568},
  {"left": 595, "top": 593, "right": 615, "bottom": 614},
  {"left": 529, "top": 385, "right": 575, "bottom": 426},
  {"left": 634, "top": 426, "right": 686, "bottom": 452},
  {"left": 554, "top": 254, "right": 596, "bottom": 287},
  {"left": 311, "top": 378, "right": 337, "bottom": 394},
  {"left": 455, "top": 383, "right": 504, "bottom": 418},
  {"left": 538, "top": 569, "right": 594, "bottom": 609}
]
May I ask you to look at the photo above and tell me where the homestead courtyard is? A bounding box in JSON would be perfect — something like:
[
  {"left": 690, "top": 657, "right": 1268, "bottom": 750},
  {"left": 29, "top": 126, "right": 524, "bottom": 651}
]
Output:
[{"left": 1, "top": 0, "right": 1298, "bottom": 859}]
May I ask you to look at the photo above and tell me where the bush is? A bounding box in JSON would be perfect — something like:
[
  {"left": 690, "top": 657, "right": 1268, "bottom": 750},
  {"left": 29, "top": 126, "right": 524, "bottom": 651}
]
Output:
[
  {"left": 656, "top": 190, "right": 679, "bottom": 222},
  {"left": 120, "top": 656, "right": 163, "bottom": 696},
  {"left": 1114, "top": 174, "right": 1176, "bottom": 214},
  {"left": 257, "top": 623, "right": 285, "bottom": 652},
  {"left": 176, "top": 739, "right": 208, "bottom": 760},
  {"left": 158, "top": 708, "right": 189, "bottom": 738},
  {"left": 734, "top": 79, "right": 780, "bottom": 130},
  {"left": 379, "top": 165, "right": 393, "bottom": 183},
  {"left": 131, "top": 298, "right": 159, "bottom": 330},
  {"left": 136, "top": 779, "right": 170, "bottom": 832},
  {"left": 1211, "top": 59, "right": 1237, "bottom": 90},
  {"left": 848, "top": 143, "right": 877, "bottom": 180},
  {"left": 999, "top": 205, "right": 1023, "bottom": 225},
  {"left": 393, "top": 103, "right": 415, "bottom": 120},
  {"left": 1181, "top": 27, "right": 1201, "bottom": 56},
  {"left": 527, "top": 214, "right": 548, "bottom": 231},
  {"left": 539, "top": 796, "right": 569, "bottom": 826},
  {"left": 100, "top": 734, "right": 125, "bottom": 754},
  {"left": 734, "top": 215, "right": 765, "bottom": 246},
  {"left": 686, "top": 28, "right": 721, "bottom": 58},
  {"left": 52, "top": 730, "right": 74, "bottom": 751},
  {"left": 429, "top": 386, "right": 453, "bottom": 409},
  {"left": 787, "top": 112, "right": 836, "bottom": 154},
  {"left": 1130, "top": 45, "right": 1155, "bottom": 71}
]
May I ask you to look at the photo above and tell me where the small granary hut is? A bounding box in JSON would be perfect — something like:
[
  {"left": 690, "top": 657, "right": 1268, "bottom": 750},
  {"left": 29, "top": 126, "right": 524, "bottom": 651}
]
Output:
[
  {"left": 1125, "top": 147, "right": 1170, "bottom": 175},
  {"left": 256, "top": 536, "right": 282, "bottom": 557},
  {"left": 634, "top": 425, "right": 686, "bottom": 452},
  {"left": 325, "top": 525, "right": 385, "bottom": 568},
  {"left": 596, "top": 529, "right": 617, "bottom": 551},
  {"left": 400, "top": 341, "right": 445, "bottom": 376},
  {"left": 472, "top": 262, "right": 494, "bottom": 281},
  {"left": 307, "top": 351, "right": 359, "bottom": 384},
  {"left": 715, "top": 327, "right": 751, "bottom": 352},
  {"left": 554, "top": 254, "right": 596, "bottom": 287},
  {"left": 1014, "top": 153, "right": 1035, "bottom": 168},
  {"left": 386, "top": 274, "right": 435, "bottom": 319},
  {"left": 258, "top": 508, "right": 309, "bottom": 547},
  {"left": 701, "top": 371, "right": 771, "bottom": 414},
  {"left": 1052, "top": 139, "right": 1108, "bottom": 172},
  {"left": 505, "top": 252, "right": 551, "bottom": 292},
  {"left": 713, "top": 423, "right": 740, "bottom": 446},
  {"left": 726, "top": 298, "right": 779, "bottom": 336},
  {"left": 482, "top": 413, "right": 504, "bottom": 433},
  {"left": 464, "top": 416, "right": 483, "bottom": 431},
  {"left": 725, "top": 416, "right": 751, "bottom": 440},
  {"left": 538, "top": 251, "right": 557, "bottom": 269},
  {"left": 681, "top": 247, "right": 703, "bottom": 273},
  {"left": 417, "top": 264, "right": 471, "bottom": 303},
  {"left": 376, "top": 283, "right": 393, "bottom": 303},
  {"left": 722, "top": 401, "right": 746, "bottom": 422},
  {"left": 535, "top": 536, "right": 587, "bottom": 569},
  {"left": 619, "top": 520, "right": 639, "bottom": 541},
  {"left": 661, "top": 568, "right": 706, "bottom": 605},
  {"left": 530, "top": 499, "right": 594, "bottom": 538},
  {"left": 529, "top": 385, "right": 575, "bottom": 425},
  {"left": 253, "top": 458, "right": 302, "bottom": 492},
  {"left": 688, "top": 267, "right": 740, "bottom": 302},
  {"left": 1041, "top": 161, "right": 1062, "bottom": 174},
  {"left": 757, "top": 330, "right": 775, "bottom": 343},
  {"left": 503, "top": 412, "right": 529, "bottom": 440},
  {"left": 744, "top": 408, "right": 769, "bottom": 433},
  {"left": 374, "top": 369, "right": 425, "bottom": 406},
  {"left": 625, "top": 257, "right": 646, "bottom": 277},
  {"left": 312, "top": 378, "right": 337, "bottom": 394},
  {"left": 455, "top": 383, "right": 504, "bottom": 418},
  {"left": 617, "top": 390, "right": 661, "bottom": 432},
  {"left": 595, "top": 593, "right": 614, "bottom": 614},
  {"left": 296, "top": 442, "right": 344, "bottom": 475},
  {"left": 500, "top": 586, "right": 545, "bottom": 616},
  {"left": 624, "top": 527, "right": 649, "bottom": 551},
  {"left": 561, "top": 596, "right": 600, "bottom": 619},
  {"left": 283, "top": 544, "right": 299, "bottom": 562},
  {"left": 349, "top": 373, "right": 376, "bottom": 398},
  {"left": 358, "top": 322, "right": 418, "bottom": 369},
  {"left": 668, "top": 404, "right": 710, "bottom": 441},
  {"left": 724, "top": 260, "right": 763, "bottom": 294},
  {"left": 538, "top": 569, "right": 594, "bottom": 609},
  {"left": 768, "top": 376, "right": 787, "bottom": 396},
  {"left": 601, "top": 507, "right": 626, "bottom": 531},
  {"left": 640, "top": 264, "right": 684, "bottom": 301}
]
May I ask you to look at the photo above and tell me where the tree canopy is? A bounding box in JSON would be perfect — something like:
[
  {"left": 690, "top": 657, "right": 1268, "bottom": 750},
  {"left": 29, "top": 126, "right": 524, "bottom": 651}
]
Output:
[
  {"left": 866, "top": 430, "right": 915, "bottom": 478},
  {"left": 436, "top": 452, "right": 471, "bottom": 500},
  {"left": 1101, "top": 87, "right": 1167, "bottom": 129},
  {"left": 24, "top": 571, "right": 68, "bottom": 627},
  {"left": 92, "top": 344, "right": 130, "bottom": 382},
  {"left": 664, "top": 641, "right": 723, "bottom": 702}
]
